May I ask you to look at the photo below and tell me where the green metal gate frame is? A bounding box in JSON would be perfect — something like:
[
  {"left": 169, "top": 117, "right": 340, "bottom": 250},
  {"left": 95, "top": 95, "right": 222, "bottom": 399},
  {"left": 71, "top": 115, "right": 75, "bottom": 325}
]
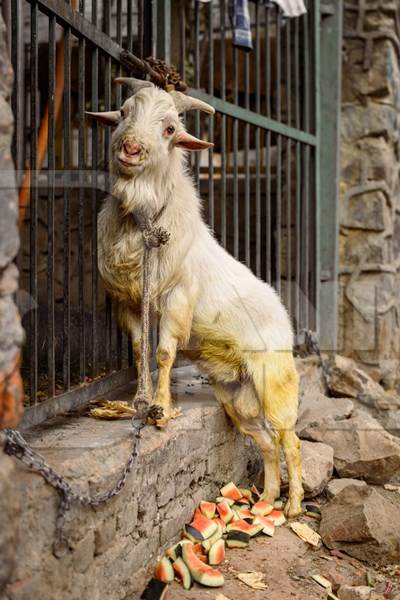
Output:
[{"left": 156, "top": 0, "right": 342, "bottom": 350}]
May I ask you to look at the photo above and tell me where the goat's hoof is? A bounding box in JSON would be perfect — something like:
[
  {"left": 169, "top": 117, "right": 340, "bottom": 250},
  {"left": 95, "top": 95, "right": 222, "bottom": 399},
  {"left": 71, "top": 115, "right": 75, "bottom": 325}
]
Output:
[
  {"left": 147, "top": 404, "right": 164, "bottom": 423},
  {"left": 284, "top": 496, "right": 303, "bottom": 519},
  {"left": 154, "top": 406, "right": 182, "bottom": 428}
]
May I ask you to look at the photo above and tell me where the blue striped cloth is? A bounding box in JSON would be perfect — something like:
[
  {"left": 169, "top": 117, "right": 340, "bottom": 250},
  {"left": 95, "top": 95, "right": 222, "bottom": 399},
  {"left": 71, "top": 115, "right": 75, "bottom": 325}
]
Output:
[{"left": 229, "top": 0, "right": 307, "bottom": 51}]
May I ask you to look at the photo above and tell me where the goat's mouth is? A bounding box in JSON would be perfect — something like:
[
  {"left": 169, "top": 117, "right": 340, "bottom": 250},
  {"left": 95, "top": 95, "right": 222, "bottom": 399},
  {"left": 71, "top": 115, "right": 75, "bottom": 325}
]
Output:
[{"left": 118, "top": 151, "right": 143, "bottom": 168}]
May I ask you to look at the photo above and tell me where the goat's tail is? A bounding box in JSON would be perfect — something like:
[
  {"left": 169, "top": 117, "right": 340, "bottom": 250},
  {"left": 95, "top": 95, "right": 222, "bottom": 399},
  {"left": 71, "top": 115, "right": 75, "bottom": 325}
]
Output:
[{"left": 244, "top": 350, "right": 299, "bottom": 433}]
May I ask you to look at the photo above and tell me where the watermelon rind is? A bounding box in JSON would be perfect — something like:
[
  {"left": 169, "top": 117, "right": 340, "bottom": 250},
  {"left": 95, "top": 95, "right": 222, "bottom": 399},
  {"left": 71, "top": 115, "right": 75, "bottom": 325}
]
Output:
[
  {"left": 202, "top": 520, "right": 224, "bottom": 553},
  {"left": 190, "top": 513, "right": 218, "bottom": 539},
  {"left": 226, "top": 531, "right": 250, "bottom": 548},
  {"left": 216, "top": 500, "right": 234, "bottom": 524},
  {"left": 251, "top": 500, "right": 274, "bottom": 516},
  {"left": 220, "top": 481, "right": 242, "bottom": 501},
  {"left": 154, "top": 557, "right": 174, "bottom": 583},
  {"left": 199, "top": 501, "right": 216, "bottom": 520},
  {"left": 173, "top": 557, "right": 193, "bottom": 590},
  {"left": 208, "top": 539, "right": 225, "bottom": 566},
  {"left": 182, "top": 542, "right": 224, "bottom": 587},
  {"left": 140, "top": 578, "right": 168, "bottom": 600},
  {"left": 227, "top": 519, "right": 264, "bottom": 537},
  {"left": 216, "top": 496, "right": 235, "bottom": 506}
]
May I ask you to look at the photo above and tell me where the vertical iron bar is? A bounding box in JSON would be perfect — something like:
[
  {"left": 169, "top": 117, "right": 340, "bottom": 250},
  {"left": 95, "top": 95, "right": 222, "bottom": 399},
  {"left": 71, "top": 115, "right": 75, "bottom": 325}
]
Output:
[
  {"left": 194, "top": 0, "right": 200, "bottom": 187},
  {"left": 233, "top": 46, "right": 239, "bottom": 259},
  {"left": 275, "top": 8, "right": 282, "bottom": 294},
  {"left": 30, "top": 0, "right": 38, "bottom": 404},
  {"left": 179, "top": 0, "right": 186, "bottom": 79},
  {"left": 285, "top": 19, "right": 292, "bottom": 313},
  {"left": 11, "top": 0, "right": 24, "bottom": 179},
  {"left": 78, "top": 33, "right": 86, "bottom": 381},
  {"left": 48, "top": 16, "right": 56, "bottom": 398},
  {"left": 265, "top": 4, "right": 271, "bottom": 283},
  {"left": 63, "top": 25, "right": 71, "bottom": 391},
  {"left": 116, "top": 0, "right": 122, "bottom": 105},
  {"left": 220, "top": 0, "right": 226, "bottom": 247},
  {"left": 104, "top": 0, "right": 113, "bottom": 370},
  {"left": 255, "top": 1, "right": 261, "bottom": 277},
  {"left": 127, "top": 0, "right": 133, "bottom": 52},
  {"left": 138, "top": 0, "right": 144, "bottom": 57},
  {"left": 302, "top": 8, "right": 310, "bottom": 329},
  {"left": 294, "top": 16, "right": 301, "bottom": 332},
  {"left": 244, "top": 51, "right": 250, "bottom": 267},
  {"left": 91, "top": 3, "right": 98, "bottom": 376},
  {"left": 208, "top": 1, "right": 214, "bottom": 230}
]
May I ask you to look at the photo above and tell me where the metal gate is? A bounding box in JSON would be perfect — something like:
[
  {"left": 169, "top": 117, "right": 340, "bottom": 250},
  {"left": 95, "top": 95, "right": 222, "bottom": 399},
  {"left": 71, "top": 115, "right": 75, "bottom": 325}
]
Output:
[{"left": 5, "top": 0, "right": 340, "bottom": 427}]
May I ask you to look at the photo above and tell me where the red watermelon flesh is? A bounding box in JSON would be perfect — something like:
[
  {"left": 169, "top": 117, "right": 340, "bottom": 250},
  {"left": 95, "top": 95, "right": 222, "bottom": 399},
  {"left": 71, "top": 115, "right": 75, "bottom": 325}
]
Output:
[
  {"left": 199, "top": 501, "right": 216, "bottom": 520},
  {"left": 154, "top": 556, "right": 174, "bottom": 583},
  {"left": 182, "top": 542, "right": 224, "bottom": 587},
  {"left": 173, "top": 557, "right": 192, "bottom": 590},
  {"left": 216, "top": 500, "right": 234, "bottom": 524},
  {"left": 220, "top": 481, "right": 242, "bottom": 501},
  {"left": 189, "top": 513, "right": 218, "bottom": 539},
  {"left": 227, "top": 519, "right": 264, "bottom": 537},
  {"left": 251, "top": 500, "right": 274, "bottom": 516},
  {"left": 266, "top": 509, "right": 286, "bottom": 526},
  {"left": 253, "top": 515, "right": 275, "bottom": 536},
  {"left": 236, "top": 508, "right": 254, "bottom": 520},
  {"left": 208, "top": 539, "right": 225, "bottom": 566}
]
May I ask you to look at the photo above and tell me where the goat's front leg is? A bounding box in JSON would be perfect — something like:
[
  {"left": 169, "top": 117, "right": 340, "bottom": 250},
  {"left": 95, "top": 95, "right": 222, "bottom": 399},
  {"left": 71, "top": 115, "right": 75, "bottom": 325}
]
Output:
[
  {"left": 152, "top": 292, "right": 192, "bottom": 427},
  {"left": 117, "top": 305, "right": 153, "bottom": 401}
]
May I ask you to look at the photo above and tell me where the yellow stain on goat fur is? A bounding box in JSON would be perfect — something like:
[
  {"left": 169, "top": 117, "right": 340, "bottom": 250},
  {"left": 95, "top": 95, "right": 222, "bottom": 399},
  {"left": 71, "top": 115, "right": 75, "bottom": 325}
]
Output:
[{"left": 246, "top": 351, "right": 299, "bottom": 431}]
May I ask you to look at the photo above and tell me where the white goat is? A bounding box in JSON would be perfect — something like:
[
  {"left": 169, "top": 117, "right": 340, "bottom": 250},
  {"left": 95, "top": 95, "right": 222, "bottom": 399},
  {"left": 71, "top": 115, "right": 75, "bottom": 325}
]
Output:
[{"left": 87, "top": 78, "right": 304, "bottom": 517}]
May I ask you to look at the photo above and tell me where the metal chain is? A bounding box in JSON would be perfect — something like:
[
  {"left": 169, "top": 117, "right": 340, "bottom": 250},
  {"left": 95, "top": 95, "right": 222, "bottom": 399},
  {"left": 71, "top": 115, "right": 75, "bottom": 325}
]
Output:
[{"left": 2, "top": 216, "right": 170, "bottom": 557}]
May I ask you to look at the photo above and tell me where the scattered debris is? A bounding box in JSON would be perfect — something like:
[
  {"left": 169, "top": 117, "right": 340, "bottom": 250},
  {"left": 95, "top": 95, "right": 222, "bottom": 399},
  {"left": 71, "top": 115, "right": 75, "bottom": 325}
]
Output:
[
  {"left": 320, "top": 485, "right": 400, "bottom": 566},
  {"left": 236, "top": 571, "right": 268, "bottom": 590},
  {"left": 290, "top": 522, "right": 321, "bottom": 547},
  {"left": 383, "top": 484, "right": 400, "bottom": 492},
  {"left": 88, "top": 400, "right": 136, "bottom": 419},
  {"left": 311, "top": 573, "right": 333, "bottom": 591}
]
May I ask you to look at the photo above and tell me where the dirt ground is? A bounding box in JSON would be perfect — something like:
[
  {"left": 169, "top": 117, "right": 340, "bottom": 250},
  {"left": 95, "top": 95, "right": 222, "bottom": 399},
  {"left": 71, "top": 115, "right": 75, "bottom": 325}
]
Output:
[{"left": 162, "top": 519, "right": 370, "bottom": 600}]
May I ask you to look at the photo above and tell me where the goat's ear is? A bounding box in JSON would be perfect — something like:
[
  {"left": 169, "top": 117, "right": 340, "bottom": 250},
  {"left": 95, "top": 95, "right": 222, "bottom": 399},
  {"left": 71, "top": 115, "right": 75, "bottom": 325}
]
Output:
[
  {"left": 85, "top": 110, "right": 120, "bottom": 126},
  {"left": 175, "top": 131, "right": 213, "bottom": 151}
]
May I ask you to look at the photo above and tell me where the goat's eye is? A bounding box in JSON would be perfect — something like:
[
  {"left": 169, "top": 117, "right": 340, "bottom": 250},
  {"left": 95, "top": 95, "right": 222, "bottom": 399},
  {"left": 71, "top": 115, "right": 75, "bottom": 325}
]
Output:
[{"left": 166, "top": 125, "right": 175, "bottom": 135}]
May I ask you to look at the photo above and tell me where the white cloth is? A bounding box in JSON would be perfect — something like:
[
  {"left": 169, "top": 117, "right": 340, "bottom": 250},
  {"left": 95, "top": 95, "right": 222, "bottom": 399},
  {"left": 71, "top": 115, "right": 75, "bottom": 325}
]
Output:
[{"left": 272, "top": 0, "right": 306, "bottom": 17}]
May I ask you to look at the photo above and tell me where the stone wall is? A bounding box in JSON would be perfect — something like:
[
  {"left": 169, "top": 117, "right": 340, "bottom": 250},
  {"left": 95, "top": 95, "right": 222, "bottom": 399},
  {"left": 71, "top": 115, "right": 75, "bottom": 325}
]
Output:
[
  {"left": 0, "top": 381, "right": 260, "bottom": 600},
  {"left": 0, "top": 15, "right": 24, "bottom": 427},
  {"left": 339, "top": 1, "right": 400, "bottom": 385}
]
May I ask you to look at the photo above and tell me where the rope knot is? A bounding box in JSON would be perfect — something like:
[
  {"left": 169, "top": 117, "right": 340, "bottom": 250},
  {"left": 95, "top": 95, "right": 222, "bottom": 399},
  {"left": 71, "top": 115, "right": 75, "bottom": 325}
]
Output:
[{"left": 143, "top": 225, "right": 170, "bottom": 249}]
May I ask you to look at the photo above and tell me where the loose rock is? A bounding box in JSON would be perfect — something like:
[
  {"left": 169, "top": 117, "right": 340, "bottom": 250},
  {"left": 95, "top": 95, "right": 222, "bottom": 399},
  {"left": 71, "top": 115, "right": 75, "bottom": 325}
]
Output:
[
  {"left": 320, "top": 485, "right": 400, "bottom": 566},
  {"left": 326, "top": 355, "right": 397, "bottom": 411},
  {"left": 303, "top": 410, "right": 400, "bottom": 484},
  {"left": 297, "top": 390, "right": 354, "bottom": 438},
  {"left": 281, "top": 440, "right": 334, "bottom": 497},
  {"left": 326, "top": 479, "right": 367, "bottom": 499},
  {"left": 337, "top": 585, "right": 373, "bottom": 600}
]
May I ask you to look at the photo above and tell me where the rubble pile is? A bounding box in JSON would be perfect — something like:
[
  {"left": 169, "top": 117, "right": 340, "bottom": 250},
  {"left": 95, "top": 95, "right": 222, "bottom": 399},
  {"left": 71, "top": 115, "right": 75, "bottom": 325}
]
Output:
[{"left": 148, "top": 355, "right": 400, "bottom": 598}]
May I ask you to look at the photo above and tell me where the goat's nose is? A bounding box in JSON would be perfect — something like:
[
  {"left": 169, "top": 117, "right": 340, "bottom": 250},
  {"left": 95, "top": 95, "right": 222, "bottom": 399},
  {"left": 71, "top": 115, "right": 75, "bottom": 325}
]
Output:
[{"left": 123, "top": 141, "right": 142, "bottom": 156}]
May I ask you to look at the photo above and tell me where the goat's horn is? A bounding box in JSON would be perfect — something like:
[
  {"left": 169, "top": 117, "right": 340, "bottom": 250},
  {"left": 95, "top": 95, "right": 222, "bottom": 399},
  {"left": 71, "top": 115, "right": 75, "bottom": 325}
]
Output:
[
  {"left": 114, "top": 77, "right": 153, "bottom": 94},
  {"left": 169, "top": 91, "right": 215, "bottom": 115},
  {"left": 85, "top": 110, "right": 121, "bottom": 126}
]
